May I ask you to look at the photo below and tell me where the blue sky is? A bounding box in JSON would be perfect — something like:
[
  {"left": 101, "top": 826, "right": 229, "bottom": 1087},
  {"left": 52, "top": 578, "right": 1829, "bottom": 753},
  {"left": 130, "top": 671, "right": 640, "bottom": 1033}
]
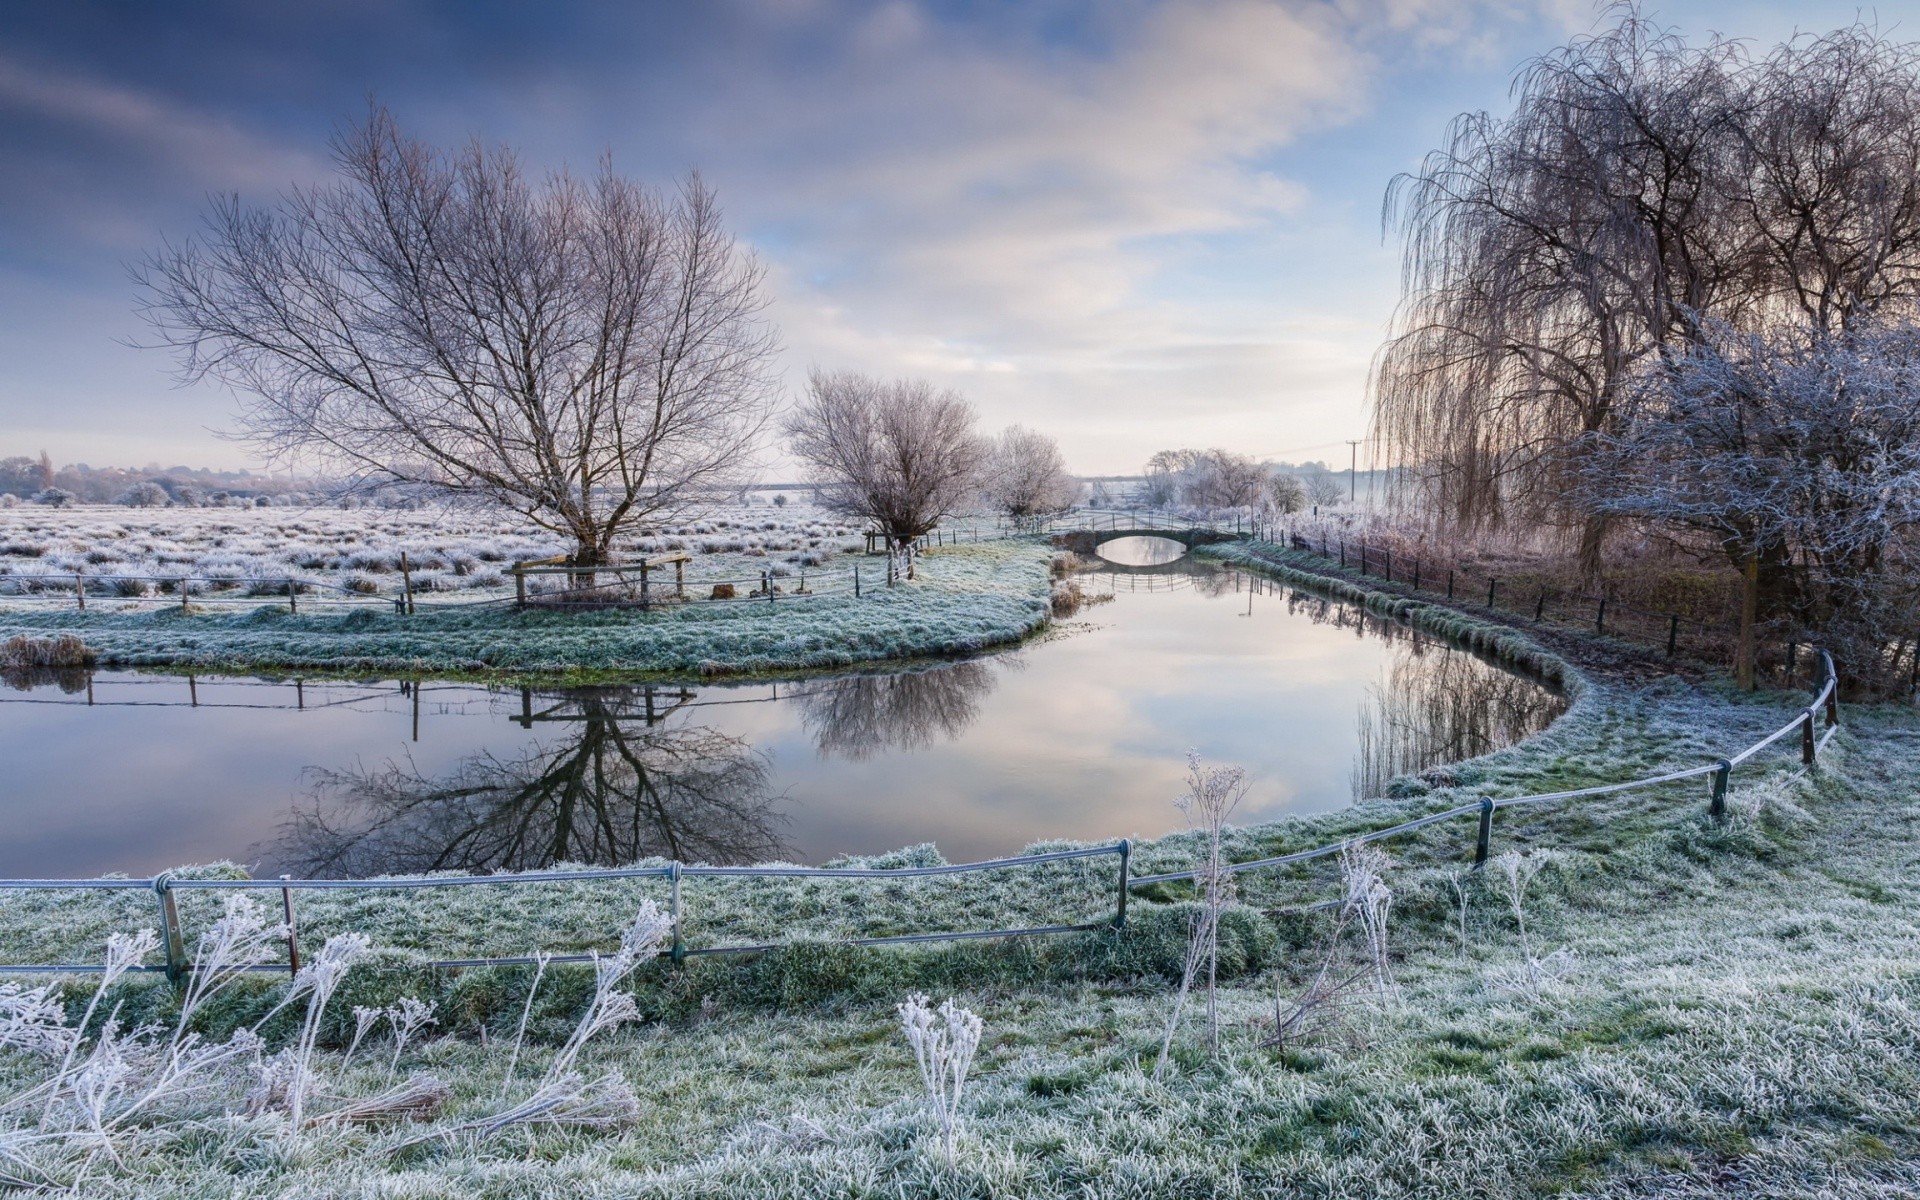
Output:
[{"left": 0, "top": 0, "right": 1907, "bottom": 474}]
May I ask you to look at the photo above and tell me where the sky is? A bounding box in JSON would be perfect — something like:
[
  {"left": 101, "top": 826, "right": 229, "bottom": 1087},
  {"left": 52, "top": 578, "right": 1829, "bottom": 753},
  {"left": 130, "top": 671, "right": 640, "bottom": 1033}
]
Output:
[{"left": 0, "top": 0, "right": 1908, "bottom": 476}]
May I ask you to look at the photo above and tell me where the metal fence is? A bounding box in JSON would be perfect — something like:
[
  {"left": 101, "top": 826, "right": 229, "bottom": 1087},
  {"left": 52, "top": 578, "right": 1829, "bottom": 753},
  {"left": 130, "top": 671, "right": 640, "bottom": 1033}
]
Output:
[{"left": 0, "top": 649, "right": 1838, "bottom": 983}]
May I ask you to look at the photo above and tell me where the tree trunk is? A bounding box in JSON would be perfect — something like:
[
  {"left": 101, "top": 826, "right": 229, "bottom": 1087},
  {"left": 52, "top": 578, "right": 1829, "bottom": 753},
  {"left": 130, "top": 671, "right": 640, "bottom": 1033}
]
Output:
[
  {"left": 569, "top": 530, "right": 611, "bottom": 591},
  {"left": 1736, "top": 552, "right": 1759, "bottom": 690},
  {"left": 1576, "top": 514, "right": 1610, "bottom": 584}
]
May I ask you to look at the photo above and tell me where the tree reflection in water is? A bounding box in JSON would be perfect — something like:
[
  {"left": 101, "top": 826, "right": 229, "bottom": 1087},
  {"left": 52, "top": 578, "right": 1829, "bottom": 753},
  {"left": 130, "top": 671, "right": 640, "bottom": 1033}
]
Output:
[
  {"left": 272, "top": 688, "right": 788, "bottom": 877},
  {"left": 1350, "top": 623, "right": 1566, "bottom": 800},
  {"left": 797, "top": 661, "right": 999, "bottom": 762}
]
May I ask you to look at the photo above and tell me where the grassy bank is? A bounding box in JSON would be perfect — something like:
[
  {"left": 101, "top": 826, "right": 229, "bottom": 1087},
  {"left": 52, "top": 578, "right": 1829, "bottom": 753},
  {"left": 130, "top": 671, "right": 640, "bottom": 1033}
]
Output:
[
  {"left": 0, "top": 540, "right": 1054, "bottom": 679},
  {"left": 4, "top": 552, "right": 1918, "bottom": 1196}
]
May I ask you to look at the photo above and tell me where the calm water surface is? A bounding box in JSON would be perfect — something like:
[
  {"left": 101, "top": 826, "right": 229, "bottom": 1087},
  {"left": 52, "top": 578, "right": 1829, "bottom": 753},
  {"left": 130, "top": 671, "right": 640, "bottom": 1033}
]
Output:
[{"left": 0, "top": 549, "right": 1565, "bottom": 878}]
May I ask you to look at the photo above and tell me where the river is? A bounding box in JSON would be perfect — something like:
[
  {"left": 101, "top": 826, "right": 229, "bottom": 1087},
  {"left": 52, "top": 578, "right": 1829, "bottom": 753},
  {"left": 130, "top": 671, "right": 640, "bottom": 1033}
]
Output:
[{"left": 0, "top": 539, "right": 1564, "bottom": 878}]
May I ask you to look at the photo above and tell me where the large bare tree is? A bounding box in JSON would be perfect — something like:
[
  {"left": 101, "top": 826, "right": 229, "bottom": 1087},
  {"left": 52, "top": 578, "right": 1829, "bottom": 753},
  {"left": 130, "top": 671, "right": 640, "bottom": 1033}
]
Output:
[
  {"left": 136, "top": 108, "right": 779, "bottom": 566},
  {"left": 784, "top": 369, "right": 987, "bottom": 578}
]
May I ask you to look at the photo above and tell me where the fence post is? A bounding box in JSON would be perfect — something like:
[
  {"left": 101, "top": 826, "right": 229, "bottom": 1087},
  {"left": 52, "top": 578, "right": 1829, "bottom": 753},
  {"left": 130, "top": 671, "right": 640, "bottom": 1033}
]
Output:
[
  {"left": 1534, "top": 589, "right": 1546, "bottom": 620},
  {"left": 1474, "top": 797, "right": 1495, "bottom": 868},
  {"left": 1384, "top": 549, "right": 1392, "bottom": 583},
  {"left": 1822, "top": 651, "right": 1839, "bottom": 726},
  {"left": 1486, "top": 578, "right": 1498, "bottom": 609},
  {"left": 1594, "top": 598, "right": 1605, "bottom": 634},
  {"left": 1709, "top": 758, "right": 1731, "bottom": 821},
  {"left": 1447, "top": 570, "right": 1454, "bottom": 600},
  {"left": 1784, "top": 641, "right": 1797, "bottom": 681},
  {"left": 153, "top": 873, "right": 187, "bottom": 984},
  {"left": 1801, "top": 710, "right": 1816, "bottom": 766},
  {"left": 75, "top": 571, "right": 85, "bottom": 611},
  {"left": 1666, "top": 614, "right": 1679, "bottom": 657},
  {"left": 514, "top": 567, "right": 526, "bottom": 609},
  {"left": 181, "top": 580, "right": 190, "bottom": 612},
  {"left": 1412, "top": 559, "right": 1420, "bottom": 591},
  {"left": 1113, "top": 839, "right": 1132, "bottom": 930},
  {"left": 669, "top": 862, "right": 685, "bottom": 963},
  {"left": 639, "top": 562, "right": 650, "bottom": 612},
  {"left": 280, "top": 876, "right": 301, "bottom": 976},
  {"left": 855, "top": 565, "right": 861, "bottom": 598},
  {"left": 399, "top": 552, "right": 415, "bottom": 615}
]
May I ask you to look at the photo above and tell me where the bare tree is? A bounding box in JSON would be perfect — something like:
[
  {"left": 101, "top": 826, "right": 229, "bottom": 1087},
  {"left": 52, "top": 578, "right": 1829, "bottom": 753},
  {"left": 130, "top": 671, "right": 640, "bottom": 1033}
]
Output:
[
  {"left": 136, "top": 107, "right": 779, "bottom": 567},
  {"left": 981, "top": 426, "right": 1077, "bottom": 522},
  {"left": 1266, "top": 472, "right": 1306, "bottom": 516},
  {"left": 1180, "top": 450, "right": 1269, "bottom": 509},
  {"left": 784, "top": 370, "right": 987, "bottom": 578},
  {"left": 1142, "top": 448, "right": 1202, "bottom": 506},
  {"left": 1376, "top": 9, "right": 1751, "bottom": 568}
]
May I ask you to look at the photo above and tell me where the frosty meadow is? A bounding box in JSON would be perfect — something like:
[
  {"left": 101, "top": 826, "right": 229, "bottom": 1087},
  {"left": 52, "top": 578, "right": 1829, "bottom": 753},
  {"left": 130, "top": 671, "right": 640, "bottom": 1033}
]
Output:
[{"left": 10, "top": 2, "right": 1920, "bottom": 1196}]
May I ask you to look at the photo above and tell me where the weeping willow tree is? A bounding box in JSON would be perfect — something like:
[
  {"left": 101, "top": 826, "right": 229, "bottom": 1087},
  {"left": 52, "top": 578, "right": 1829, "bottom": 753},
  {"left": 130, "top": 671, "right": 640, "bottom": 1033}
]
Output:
[{"left": 1374, "top": 7, "right": 1920, "bottom": 576}]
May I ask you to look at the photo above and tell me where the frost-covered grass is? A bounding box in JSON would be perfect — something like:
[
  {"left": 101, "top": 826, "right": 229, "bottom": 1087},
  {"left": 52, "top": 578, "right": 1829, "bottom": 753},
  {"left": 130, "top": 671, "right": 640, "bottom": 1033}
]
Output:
[
  {"left": 6, "top": 551, "right": 1920, "bottom": 1195},
  {"left": 0, "top": 502, "right": 880, "bottom": 603},
  {"left": 0, "top": 539, "right": 1054, "bottom": 678}
]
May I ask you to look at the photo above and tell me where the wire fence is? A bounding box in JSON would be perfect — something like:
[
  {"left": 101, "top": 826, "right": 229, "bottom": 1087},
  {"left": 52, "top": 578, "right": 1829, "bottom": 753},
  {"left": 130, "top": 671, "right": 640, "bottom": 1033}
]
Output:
[
  {"left": 0, "top": 518, "right": 1056, "bottom": 617},
  {"left": 1273, "top": 528, "right": 1801, "bottom": 677},
  {"left": 0, "top": 648, "right": 1839, "bottom": 982}
]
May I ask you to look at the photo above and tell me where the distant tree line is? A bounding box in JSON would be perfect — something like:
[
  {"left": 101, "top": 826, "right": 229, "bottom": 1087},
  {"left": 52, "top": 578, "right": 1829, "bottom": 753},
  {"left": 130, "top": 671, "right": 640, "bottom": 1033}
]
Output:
[{"left": 0, "top": 453, "right": 322, "bottom": 508}]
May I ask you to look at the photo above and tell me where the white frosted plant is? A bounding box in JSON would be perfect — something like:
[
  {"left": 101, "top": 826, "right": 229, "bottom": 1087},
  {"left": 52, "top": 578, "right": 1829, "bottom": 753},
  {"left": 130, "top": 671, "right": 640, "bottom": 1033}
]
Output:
[
  {"left": 544, "top": 904, "right": 669, "bottom": 1084},
  {"left": 172, "top": 895, "right": 287, "bottom": 1048},
  {"left": 385, "top": 997, "right": 436, "bottom": 1079},
  {"left": 259, "top": 932, "right": 369, "bottom": 1130},
  {"left": 1340, "top": 843, "right": 1396, "bottom": 1000},
  {"left": 898, "top": 992, "right": 983, "bottom": 1165},
  {"left": 1156, "top": 752, "right": 1249, "bottom": 1077},
  {"left": 343, "top": 1004, "right": 383, "bottom": 1067},
  {"left": 1492, "top": 849, "right": 1572, "bottom": 993},
  {"left": 500, "top": 951, "right": 551, "bottom": 1098}
]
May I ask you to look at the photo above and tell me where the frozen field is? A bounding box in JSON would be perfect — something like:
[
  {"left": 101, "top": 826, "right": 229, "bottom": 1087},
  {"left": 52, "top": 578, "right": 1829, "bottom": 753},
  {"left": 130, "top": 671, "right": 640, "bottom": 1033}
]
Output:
[{"left": 0, "top": 503, "right": 879, "bottom": 604}]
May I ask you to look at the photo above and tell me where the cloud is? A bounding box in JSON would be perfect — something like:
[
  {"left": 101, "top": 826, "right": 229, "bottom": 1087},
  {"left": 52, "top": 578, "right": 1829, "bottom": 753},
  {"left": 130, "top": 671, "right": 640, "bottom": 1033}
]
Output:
[{"left": 0, "top": 52, "right": 324, "bottom": 260}]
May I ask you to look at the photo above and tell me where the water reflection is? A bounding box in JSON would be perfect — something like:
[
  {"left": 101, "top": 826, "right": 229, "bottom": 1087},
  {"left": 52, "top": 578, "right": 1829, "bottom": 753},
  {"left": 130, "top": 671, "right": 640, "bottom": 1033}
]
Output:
[
  {"left": 2, "top": 666, "right": 88, "bottom": 695},
  {"left": 0, "top": 560, "right": 1568, "bottom": 877},
  {"left": 271, "top": 690, "right": 788, "bottom": 876},
  {"left": 798, "top": 662, "right": 999, "bottom": 761},
  {"left": 1095, "top": 535, "right": 1187, "bottom": 567}
]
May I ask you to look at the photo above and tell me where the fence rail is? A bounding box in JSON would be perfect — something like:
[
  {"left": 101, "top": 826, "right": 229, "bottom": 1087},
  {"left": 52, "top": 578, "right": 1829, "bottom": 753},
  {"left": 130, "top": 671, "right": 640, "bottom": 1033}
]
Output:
[
  {"left": 0, "top": 644, "right": 1837, "bottom": 982},
  {"left": 1278, "top": 529, "right": 1775, "bottom": 672}
]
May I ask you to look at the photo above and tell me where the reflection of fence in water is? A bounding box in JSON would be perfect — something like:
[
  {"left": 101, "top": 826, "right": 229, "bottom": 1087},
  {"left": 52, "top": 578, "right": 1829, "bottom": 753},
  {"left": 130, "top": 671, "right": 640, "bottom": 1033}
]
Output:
[{"left": 0, "top": 650, "right": 1841, "bottom": 981}]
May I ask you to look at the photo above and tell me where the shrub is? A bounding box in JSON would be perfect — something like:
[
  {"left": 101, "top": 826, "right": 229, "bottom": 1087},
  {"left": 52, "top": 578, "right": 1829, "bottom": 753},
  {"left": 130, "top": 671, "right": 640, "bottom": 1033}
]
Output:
[{"left": 0, "top": 634, "right": 97, "bottom": 669}]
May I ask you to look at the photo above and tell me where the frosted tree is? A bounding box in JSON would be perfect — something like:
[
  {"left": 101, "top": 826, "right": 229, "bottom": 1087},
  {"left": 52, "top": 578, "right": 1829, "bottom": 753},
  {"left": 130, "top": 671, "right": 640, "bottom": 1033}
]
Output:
[
  {"left": 136, "top": 106, "right": 779, "bottom": 569},
  {"left": 784, "top": 370, "right": 987, "bottom": 578},
  {"left": 980, "top": 426, "right": 1077, "bottom": 523},
  {"left": 1578, "top": 317, "right": 1920, "bottom": 691}
]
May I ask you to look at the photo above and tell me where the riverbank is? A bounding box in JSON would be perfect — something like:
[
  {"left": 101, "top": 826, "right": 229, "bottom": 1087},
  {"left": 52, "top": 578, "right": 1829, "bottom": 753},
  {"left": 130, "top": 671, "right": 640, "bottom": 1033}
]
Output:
[
  {"left": 0, "top": 540, "right": 1055, "bottom": 680},
  {"left": 7, "top": 552, "right": 1917, "bottom": 1195}
]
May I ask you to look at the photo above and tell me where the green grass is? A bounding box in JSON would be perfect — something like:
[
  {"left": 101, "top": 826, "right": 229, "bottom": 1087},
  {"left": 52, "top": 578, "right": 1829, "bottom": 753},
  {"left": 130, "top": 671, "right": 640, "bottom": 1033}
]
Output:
[
  {"left": 6, "top": 548, "right": 1920, "bottom": 1196},
  {"left": 0, "top": 541, "right": 1055, "bottom": 680}
]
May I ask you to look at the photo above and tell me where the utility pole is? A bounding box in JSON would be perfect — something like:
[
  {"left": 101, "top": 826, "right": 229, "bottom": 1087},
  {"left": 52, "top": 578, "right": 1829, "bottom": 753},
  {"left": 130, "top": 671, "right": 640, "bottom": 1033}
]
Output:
[{"left": 1346, "top": 440, "right": 1361, "bottom": 504}]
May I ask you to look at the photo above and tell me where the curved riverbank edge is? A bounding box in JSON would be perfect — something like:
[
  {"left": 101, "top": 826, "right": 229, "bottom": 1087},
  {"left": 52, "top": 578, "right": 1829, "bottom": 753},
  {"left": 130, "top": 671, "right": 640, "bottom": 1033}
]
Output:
[
  {"left": 0, "top": 540, "right": 1057, "bottom": 682},
  {"left": 1192, "top": 538, "right": 1592, "bottom": 787}
]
